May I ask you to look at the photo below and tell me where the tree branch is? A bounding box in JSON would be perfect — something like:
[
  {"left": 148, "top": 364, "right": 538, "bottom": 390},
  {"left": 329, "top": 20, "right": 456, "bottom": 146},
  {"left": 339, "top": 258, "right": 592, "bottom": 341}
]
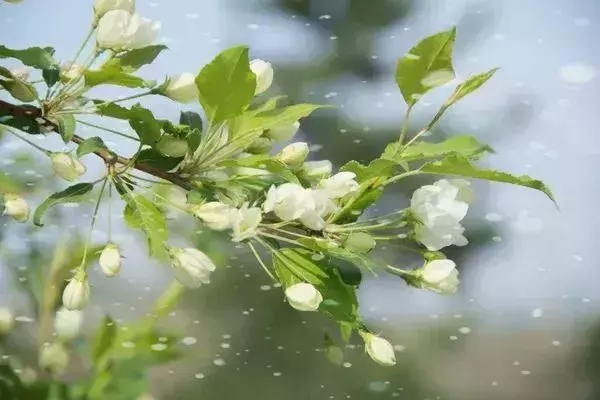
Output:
[{"left": 0, "top": 99, "right": 194, "bottom": 191}]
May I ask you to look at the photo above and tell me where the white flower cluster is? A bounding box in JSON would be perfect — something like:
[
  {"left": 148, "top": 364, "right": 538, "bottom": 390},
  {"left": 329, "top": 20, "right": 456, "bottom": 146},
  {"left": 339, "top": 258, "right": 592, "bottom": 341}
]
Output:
[
  {"left": 263, "top": 171, "right": 359, "bottom": 230},
  {"left": 191, "top": 202, "right": 262, "bottom": 242},
  {"left": 410, "top": 179, "right": 473, "bottom": 251}
]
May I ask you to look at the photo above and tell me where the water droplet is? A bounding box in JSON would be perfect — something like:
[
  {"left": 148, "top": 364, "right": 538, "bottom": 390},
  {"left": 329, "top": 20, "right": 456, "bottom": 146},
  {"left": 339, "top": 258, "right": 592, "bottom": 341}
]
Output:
[
  {"left": 531, "top": 308, "right": 543, "bottom": 318},
  {"left": 485, "top": 213, "right": 503, "bottom": 222},
  {"left": 458, "top": 327, "right": 471, "bottom": 335},
  {"left": 151, "top": 343, "right": 167, "bottom": 351},
  {"left": 558, "top": 62, "right": 595, "bottom": 84},
  {"left": 213, "top": 358, "right": 226, "bottom": 366},
  {"left": 182, "top": 337, "right": 197, "bottom": 346}
]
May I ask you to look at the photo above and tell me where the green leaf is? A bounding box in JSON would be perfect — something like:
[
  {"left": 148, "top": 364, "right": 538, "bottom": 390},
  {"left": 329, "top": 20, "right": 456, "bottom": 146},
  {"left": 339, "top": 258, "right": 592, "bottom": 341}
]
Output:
[
  {"left": 93, "top": 101, "right": 132, "bottom": 120},
  {"left": 250, "top": 95, "right": 287, "bottom": 113},
  {"left": 0, "top": 45, "right": 56, "bottom": 69},
  {"left": 273, "top": 248, "right": 329, "bottom": 286},
  {"left": 128, "top": 104, "right": 163, "bottom": 145},
  {"left": 243, "top": 103, "right": 328, "bottom": 133},
  {"left": 396, "top": 27, "right": 456, "bottom": 105},
  {"left": 0, "top": 78, "right": 38, "bottom": 103},
  {"left": 179, "top": 111, "right": 203, "bottom": 131},
  {"left": 107, "top": 45, "right": 168, "bottom": 72},
  {"left": 92, "top": 316, "right": 117, "bottom": 363},
  {"left": 195, "top": 46, "right": 256, "bottom": 122},
  {"left": 420, "top": 154, "right": 556, "bottom": 203},
  {"left": 135, "top": 148, "right": 182, "bottom": 171},
  {"left": 84, "top": 66, "right": 148, "bottom": 88},
  {"left": 42, "top": 66, "right": 61, "bottom": 88},
  {"left": 57, "top": 115, "right": 76, "bottom": 143},
  {"left": 446, "top": 68, "right": 499, "bottom": 107},
  {"left": 123, "top": 194, "right": 168, "bottom": 258},
  {"left": 76, "top": 136, "right": 108, "bottom": 157},
  {"left": 383, "top": 135, "right": 494, "bottom": 162},
  {"left": 340, "top": 159, "right": 396, "bottom": 183},
  {"left": 156, "top": 135, "right": 188, "bottom": 157},
  {"left": 186, "top": 128, "right": 202, "bottom": 152},
  {"left": 33, "top": 183, "right": 95, "bottom": 226}
]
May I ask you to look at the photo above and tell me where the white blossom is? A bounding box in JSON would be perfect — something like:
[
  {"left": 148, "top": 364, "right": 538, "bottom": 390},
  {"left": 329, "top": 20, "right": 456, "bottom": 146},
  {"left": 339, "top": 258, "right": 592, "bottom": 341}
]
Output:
[
  {"left": 302, "top": 160, "right": 332, "bottom": 179},
  {"left": 360, "top": 332, "right": 396, "bottom": 366},
  {"left": 93, "top": 0, "right": 135, "bottom": 20},
  {"left": 298, "top": 189, "right": 337, "bottom": 230},
  {"left": 250, "top": 59, "right": 273, "bottom": 95},
  {"left": 263, "top": 183, "right": 308, "bottom": 221},
  {"left": 191, "top": 202, "right": 235, "bottom": 231},
  {"left": 2, "top": 193, "right": 29, "bottom": 222},
  {"left": 168, "top": 247, "right": 216, "bottom": 288},
  {"left": 417, "top": 259, "right": 459, "bottom": 294},
  {"left": 415, "top": 223, "right": 468, "bottom": 251},
  {"left": 285, "top": 283, "right": 323, "bottom": 311},
  {"left": 275, "top": 142, "right": 309, "bottom": 165},
  {"left": 39, "top": 343, "right": 69, "bottom": 375},
  {"left": 96, "top": 10, "right": 160, "bottom": 51},
  {"left": 99, "top": 244, "right": 122, "bottom": 277},
  {"left": 319, "top": 172, "right": 359, "bottom": 199},
  {"left": 54, "top": 307, "right": 83, "bottom": 341},
  {"left": 60, "top": 62, "right": 84, "bottom": 82},
  {"left": 411, "top": 179, "right": 471, "bottom": 251},
  {"left": 230, "top": 204, "right": 262, "bottom": 242},
  {"left": 265, "top": 121, "right": 300, "bottom": 142},
  {"left": 51, "top": 153, "right": 86, "bottom": 182},
  {"left": 62, "top": 275, "right": 90, "bottom": 310},
  {"left": 164, "top": 72, "right": 198, "bottom": 103},
  {"left": 0, "top": 308, "right": 14, "bottom": 334}
]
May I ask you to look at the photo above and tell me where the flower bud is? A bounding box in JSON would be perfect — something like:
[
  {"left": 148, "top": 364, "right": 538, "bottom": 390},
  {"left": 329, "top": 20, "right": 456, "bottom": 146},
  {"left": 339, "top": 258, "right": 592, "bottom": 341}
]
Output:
[
  {"left": 360, "top": 331, "right": 396, "bottom": 366},
  {"left": 264, "top": 121, "right": 300, "bottom": 142},
  {"left": 0, "top": 307, "right": 15, "bottom": 334},
  {"left": 39, "top": 342, "right": 69, "bottom": 375},
  {"left": 93, "top": 0, "right": 135, "bottom": 20},
  {"left": 60, "top": 62, "right": 84, "bottom": 82},
  {"left": 62, "top": 274, "right": 90, "bottom": 310},
  {"left": 99, "top": 243, "right": 122, "bottom": 277},
  {"left": 53, "top": 307, "right": 83, "bottom": 341},
  {"left": 319, "top": 171, "right": 359, "bottom": 199},
  {"left": 416, "top": 259, "right": 459, "bottom": 294},
  {"left": 275, "top": 142, "right": 309, "bottom": 166},
  {"left": 249, "top": 59, "right": 273, "bottom": 95},
  {"left": 190, "top": 202, "right": 234, "bottom": 231},
  {"left": 2, "top": 193, "right": 29, "bottom": 222},
  {"left": 284, "top": 282, "right": 323, "bottom": 312},
  {"left": 51, "top": 153, "right": 86, "bottom": 182},
  {"left": 302, "top": 160, "right": 332, "bottom": 179},
  {"left": 168, "top": 247, "right": 216, "bottom": 288},
  {"left": 163, "top": 72, "right": 199, "bottom": 103}
]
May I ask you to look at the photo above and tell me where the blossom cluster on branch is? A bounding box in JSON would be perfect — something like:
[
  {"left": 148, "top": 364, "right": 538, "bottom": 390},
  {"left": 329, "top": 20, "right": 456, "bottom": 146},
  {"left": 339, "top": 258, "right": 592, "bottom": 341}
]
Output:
[{"left": 0, "top": 0, "right": 554, "bottom": 380}]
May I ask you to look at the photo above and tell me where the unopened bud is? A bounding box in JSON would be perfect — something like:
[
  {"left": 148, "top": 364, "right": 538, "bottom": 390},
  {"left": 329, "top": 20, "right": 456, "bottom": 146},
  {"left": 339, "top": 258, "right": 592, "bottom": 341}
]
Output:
[{"left": 275, "top": 142, "right": 309, "bottom": 166}]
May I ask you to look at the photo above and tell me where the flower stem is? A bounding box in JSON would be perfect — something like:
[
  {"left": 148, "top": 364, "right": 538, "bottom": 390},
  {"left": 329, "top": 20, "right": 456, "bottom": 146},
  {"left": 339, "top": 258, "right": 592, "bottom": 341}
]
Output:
[
  {"left": 77, "top": 119, "right": 140, "bottom": 141},
  {"left": 5, "top": 127, "right": 50, "bottom": 155},
  {"left": 80, "top": 178, "right": 108, "bottom": 267},
  {"left": 398, "top": 104, "right": 413, "bottom": 144},
  {"left": 248, "top": 241, "right": 276, "bottom": 281},
  {"left": 381, "top": 170, "right": 422, "bottom": 186},
  {"left": 259, "top": 231, "right": 310, "bottom": 249}
]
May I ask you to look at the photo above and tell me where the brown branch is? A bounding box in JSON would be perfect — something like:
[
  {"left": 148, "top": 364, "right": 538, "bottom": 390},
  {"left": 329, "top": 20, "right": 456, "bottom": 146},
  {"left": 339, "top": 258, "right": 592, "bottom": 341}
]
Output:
[{"left": 0, "top": 99, "right": 194, "bottom": 191}]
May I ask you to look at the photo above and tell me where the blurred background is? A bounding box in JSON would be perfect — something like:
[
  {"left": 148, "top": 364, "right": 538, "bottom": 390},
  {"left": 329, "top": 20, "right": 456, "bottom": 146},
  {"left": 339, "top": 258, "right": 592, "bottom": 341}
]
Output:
[{"left": 1, "top": 0, "right": 599, "bottom": 399}]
